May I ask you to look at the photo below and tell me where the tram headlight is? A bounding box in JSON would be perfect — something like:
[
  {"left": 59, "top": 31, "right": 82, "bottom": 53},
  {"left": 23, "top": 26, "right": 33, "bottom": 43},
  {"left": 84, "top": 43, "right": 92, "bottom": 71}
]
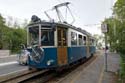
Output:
[{"left": 47, "top": 60, "right": 54, "bottom": 66}]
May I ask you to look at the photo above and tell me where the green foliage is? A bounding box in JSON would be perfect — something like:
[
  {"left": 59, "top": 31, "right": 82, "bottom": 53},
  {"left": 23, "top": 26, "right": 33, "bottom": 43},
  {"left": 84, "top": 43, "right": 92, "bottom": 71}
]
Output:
[
  {"left": 0, "top": 14, "right": 27, "bottom": 53},
  {"left": 104, "top": 18, "right": 123, "bottom": 52},
  {"left": 103, "top": 0, "right": 125, "bottom": 54},
  {"left": 104, "top": 0, "right": 125, "bottom": 81},
  {"left": 93, "top": 34, "right": 104, "bottom": 49},
  {"left": 9, "top": 28, "right": 27, "bottom": 53},
  {"left": 0, "top": 14, "right": 7, "bottom": 49},
  {"left": 113, "top": 0, "right": 125, "bottom": 21},
  {"left": 0, "top": 14, "right": 5, "bottom": 25},
  {"left": 119, "top": 54, "right": 125, "bottom": 82}
]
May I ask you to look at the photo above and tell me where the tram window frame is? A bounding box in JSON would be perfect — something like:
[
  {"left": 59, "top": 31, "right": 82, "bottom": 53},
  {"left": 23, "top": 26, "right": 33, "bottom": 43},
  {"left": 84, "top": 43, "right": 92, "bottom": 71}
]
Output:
[
  {"left": 29, "top": 26, "right": 54, "bottom": 46},
  {"left": 89, "top": 38, "right": 91, "bottom": 45},
  {"left": 29, "top": 27, "right": 39, "bottom": 45},
  {"left": 78, "top": 34, "right": 83, "bottom": 46},
  {"left": 41, "top": 30, "right": 54, "bottom": 46},
  {"left": 71, "top": 32, "right": 77, "bottom": 46},
  {"left": 83, "top": 36, "right": 86, "bottom": 45},
  {"left": 91, "top": 39, "right": 95, "bottom": 46},
  {"left": 90, "top": 38, "right": 93, "bottom": 46}
]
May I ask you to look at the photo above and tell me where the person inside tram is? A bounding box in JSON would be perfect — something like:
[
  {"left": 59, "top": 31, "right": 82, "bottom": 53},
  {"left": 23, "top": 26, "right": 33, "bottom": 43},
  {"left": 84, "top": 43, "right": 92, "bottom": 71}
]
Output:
[
  {"left": 41, "top": 32, "right": 48, "bottom": 42},
  {"left": 41, "top": 31, "right": 54, "bottom": 46}
]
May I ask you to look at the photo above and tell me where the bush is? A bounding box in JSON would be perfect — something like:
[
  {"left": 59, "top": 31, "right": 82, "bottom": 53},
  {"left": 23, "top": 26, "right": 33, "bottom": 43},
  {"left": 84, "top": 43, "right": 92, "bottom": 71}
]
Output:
[{"left": 119, "top": 54, "right": 125, "bottom": 82}]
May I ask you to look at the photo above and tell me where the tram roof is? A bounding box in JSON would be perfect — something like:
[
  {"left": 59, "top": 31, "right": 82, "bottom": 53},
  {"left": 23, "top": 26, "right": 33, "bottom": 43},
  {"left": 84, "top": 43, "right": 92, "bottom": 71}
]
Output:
[{"left": 28, "top": 21, "right": 92, "bottom": 37}]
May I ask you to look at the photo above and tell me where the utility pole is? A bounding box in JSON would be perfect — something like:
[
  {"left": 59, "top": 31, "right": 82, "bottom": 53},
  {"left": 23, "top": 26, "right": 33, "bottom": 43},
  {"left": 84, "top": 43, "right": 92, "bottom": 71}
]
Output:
[
  {"left": 101, "top": 23, "right": 108, "bottom": 72},
  {"left": 105, "top": 33, "right": 108, "bottom": 71}
]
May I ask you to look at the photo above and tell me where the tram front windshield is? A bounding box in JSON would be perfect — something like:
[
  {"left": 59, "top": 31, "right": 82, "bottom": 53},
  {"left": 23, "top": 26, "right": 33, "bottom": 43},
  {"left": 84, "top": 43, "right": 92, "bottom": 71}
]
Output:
[{"left": 29, "top": 26, "right": 54, "bottom": 46}]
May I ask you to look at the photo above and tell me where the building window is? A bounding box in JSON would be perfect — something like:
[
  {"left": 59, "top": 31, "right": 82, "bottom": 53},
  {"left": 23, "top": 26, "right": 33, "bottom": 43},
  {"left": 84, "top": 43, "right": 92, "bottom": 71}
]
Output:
[{"left": 71, "top": 32, "right": 77, "bottom": 46}]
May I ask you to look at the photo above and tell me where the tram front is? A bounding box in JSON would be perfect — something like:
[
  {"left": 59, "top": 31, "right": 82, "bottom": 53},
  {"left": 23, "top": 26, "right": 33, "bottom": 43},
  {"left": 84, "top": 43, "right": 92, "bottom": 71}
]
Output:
[{"left": 27, "top": 15, "right": 56, "bottom": 69}]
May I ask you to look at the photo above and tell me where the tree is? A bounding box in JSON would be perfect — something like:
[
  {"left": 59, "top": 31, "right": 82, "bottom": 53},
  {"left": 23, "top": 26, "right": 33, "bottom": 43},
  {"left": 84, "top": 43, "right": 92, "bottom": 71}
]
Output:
[
  {"left": 104, "top": 0, "right": 125, "bottom": 80},
  {"left": 6, "top": 16, "right": 13, "bottom": 27},
  {"left": 113, "top": 0, "right": 125, "bottom": 22},
  {"left": 113, "top": 0, "right": 125, "bottom": 54},
  {"left": 0, "top": 14, "right": 27, "bottom": 53},
  {"left": 93, "top": 34, "right": 104, "bottom": 49},
  {"left": 0, "top": 14, "right": 6, "bottom": 49},
  {"left": 22, "top": 19, "right": 28, "bottom": 28},
  {"left": 103, "top": 17, "right": 122, "bottom": 52},
  {"left": 10, "top": 28, "right": 27, "bottom": 53}
]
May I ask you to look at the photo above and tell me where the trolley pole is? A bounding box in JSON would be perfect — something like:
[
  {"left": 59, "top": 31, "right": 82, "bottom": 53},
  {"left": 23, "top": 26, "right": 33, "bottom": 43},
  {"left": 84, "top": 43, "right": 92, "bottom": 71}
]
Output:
[{"left": 101, "top": 23, "right": 108, "bottom": 72}]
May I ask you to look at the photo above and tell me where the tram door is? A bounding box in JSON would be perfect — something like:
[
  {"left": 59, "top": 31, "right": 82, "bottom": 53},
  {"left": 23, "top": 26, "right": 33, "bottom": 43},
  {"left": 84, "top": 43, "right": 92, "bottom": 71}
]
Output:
[{"left": 57, "top": 28, "right": 68, "bottom": 66}]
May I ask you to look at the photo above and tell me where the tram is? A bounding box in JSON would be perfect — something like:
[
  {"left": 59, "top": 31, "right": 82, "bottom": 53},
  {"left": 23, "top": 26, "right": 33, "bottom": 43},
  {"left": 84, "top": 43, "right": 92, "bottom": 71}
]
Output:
[{"left": 26, "top": 2, "right": 96, "bottom": 69}]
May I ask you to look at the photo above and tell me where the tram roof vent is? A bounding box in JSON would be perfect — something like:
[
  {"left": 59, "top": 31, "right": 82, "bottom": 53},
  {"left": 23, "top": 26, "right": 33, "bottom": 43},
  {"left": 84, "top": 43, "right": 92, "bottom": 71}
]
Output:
[{"left": 31, "top": 15, "right": 41, "bottom": 23}]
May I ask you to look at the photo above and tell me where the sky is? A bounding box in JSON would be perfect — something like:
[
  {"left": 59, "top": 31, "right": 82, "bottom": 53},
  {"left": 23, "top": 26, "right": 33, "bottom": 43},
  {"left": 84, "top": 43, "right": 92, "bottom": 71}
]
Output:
[{"left": 0, "top": 0, "right": 116, "bottom": 35}]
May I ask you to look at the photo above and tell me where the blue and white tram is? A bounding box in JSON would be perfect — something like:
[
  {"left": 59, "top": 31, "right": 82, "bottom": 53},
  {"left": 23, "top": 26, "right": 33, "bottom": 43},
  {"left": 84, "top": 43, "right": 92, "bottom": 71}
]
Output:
[{"left": 27, "top": 16, "right": 96, "bottom": 69}]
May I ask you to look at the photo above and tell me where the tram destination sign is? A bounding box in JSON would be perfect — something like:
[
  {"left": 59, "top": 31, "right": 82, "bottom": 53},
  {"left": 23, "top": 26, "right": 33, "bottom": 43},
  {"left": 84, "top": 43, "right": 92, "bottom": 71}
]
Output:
[{"left": 101, "top": 23, "right": 108, "bottom": 33}]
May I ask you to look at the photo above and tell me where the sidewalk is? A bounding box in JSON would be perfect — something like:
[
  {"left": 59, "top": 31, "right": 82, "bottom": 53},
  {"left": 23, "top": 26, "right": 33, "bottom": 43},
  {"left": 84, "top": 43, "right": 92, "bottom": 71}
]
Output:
[
  {"left": 0, "top": 54, "right": 17, "bottom": 64},
  {"left": 55, "top": 51, "right": 120, "bottom": 83},
  {"left": 0, "top": 50, "right": 17, "bottom": 59},
  {"left": 0, "top": 54, "right": 16, "bottom": 59},
  {"left": 102, "top": 53, "right": 120, "bottom": 83}
]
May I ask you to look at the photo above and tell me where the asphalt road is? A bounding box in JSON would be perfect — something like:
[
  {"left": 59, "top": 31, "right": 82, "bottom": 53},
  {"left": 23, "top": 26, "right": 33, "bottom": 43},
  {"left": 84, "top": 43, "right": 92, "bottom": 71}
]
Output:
[
  {"left": 0, "top": 63, "right": 28, "bottom": 75},
  {"left": 0, "top": 55, "right": 28, "bottom": 76}
]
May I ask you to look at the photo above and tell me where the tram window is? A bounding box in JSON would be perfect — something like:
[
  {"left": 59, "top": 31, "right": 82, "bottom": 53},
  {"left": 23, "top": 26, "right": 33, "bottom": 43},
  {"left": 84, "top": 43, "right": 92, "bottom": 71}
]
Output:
[
  {"left": 90, "top": 39, "right": 93, "bottom": 45},
  {"left": 29, "top": 33, "right": 39, "bottom": 45},
  {"left": 29, "top": 27, "right": 39, "bottom": 45},
  {"left": 63, "top": 30, "right": 67, "bottom": 46},
  {"left": 58, "top": 29, "right": 61, "bottom": 46},
  {"left": 94, "top": 40, "right": 96, "bottom": 46},
  {"left": 29, "top": 26, "right": 54, "bottom": 46},
  {"left": 78, "top": 34, "right": 83, "bottom": 45},
  {"left": 41, "top": 30, "right": 54, "bottom": 46},
  {"left": 89, "top": 39, "right": 91, "bottom": 45},
  {"left": 91, "top": 39, "right": 95, "bottom": 46},
  {"left": 71, "top": 32, "right": 77, "bottom": 46},
  {"left": 83, "top": 36, "right": 86, "bottom": 45}
]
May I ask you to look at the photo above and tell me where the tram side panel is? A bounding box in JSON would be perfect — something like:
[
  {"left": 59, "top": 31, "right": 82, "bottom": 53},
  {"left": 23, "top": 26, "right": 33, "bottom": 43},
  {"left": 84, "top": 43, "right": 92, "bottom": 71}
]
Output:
[
  {"left": 67, "top": 29, "right": 87, "bottom": 64},
  {"left": 89, "top": 46, "right": 96, "bottom": 55},
  {"left": 89, "top": 38, "right": 96, "bottom": 56},
  {"left": 67, "top": 46, "right": 87, "bottom": 64},
  {"left": 28, "top": 47, "right": 58, "bottom": 69}
]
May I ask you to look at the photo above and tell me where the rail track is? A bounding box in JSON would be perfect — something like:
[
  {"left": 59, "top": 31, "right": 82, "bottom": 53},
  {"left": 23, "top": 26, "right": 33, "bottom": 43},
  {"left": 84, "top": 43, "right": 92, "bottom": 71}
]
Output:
[
  {"left": 22, "top": 54, "right": 98, "bottom": 83},
  {"left": 0, "top": 68, "right": 49, "bottom": 83},
  {"left": 47, "top": 54, "right": 98, "bottom": 83},
  {"left": 0, "top": 52, "right": 99, "bottom": 83}
]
